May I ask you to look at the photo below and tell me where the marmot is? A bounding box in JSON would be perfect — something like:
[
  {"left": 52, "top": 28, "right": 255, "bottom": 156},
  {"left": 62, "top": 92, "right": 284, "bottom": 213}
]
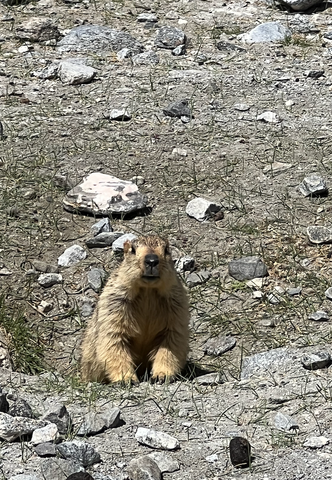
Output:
[{"left": 81, "top": 235, "right": 190, "bottom": 384}]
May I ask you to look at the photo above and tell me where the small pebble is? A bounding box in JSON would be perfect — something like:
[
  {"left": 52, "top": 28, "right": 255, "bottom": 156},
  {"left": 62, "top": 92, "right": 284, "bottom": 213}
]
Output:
[
  {"left": 303, "top": 436, "right": 329, "bottom": 448},
  {"left": 302, "top": 352, "right": 331, "bottom": 370},
  {"left": 308, "top": 311, "right": 329, "bottom": 322},
  {"left": 274, "top": 412, "right": 299, "bottom": 432}
]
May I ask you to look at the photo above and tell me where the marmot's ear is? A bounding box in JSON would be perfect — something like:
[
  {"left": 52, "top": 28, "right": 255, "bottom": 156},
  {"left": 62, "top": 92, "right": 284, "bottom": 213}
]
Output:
[
  {"left": 165, "top": 240, "right": 171, "bottom": 255},
  {"left": 123, "top": 241, "right": 131, "bottom": 254}
]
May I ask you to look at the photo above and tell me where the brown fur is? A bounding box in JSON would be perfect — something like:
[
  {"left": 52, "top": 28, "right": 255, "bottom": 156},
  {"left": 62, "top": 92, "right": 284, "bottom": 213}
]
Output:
[{"left": 81, "top": 235, "right": 190, "bottom": 383}]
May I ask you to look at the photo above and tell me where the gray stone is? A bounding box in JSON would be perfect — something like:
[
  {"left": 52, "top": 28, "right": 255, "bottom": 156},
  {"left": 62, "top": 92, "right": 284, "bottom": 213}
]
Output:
[
  {"left": 31, "top": 423, "right": 59, "bottom": 445},
  {"left": 299, "top": 174, "right": 328, "bottom": 197},
  {"left": 7, "top": 394, "right": 33, "bottom": 418},
  {"left": 206, "top": 454, "right": 218, "bottom": 463},
  {"left": 85, "top": 232, "right": 122, "bottom": 248},
  {"left": 56, "top": 441, "right": 101, "bottom": 467},
  {"left": 40, "top": 458, "right": 84, "bottom": 480},
  {"left": 77, "top": 407, "right": 121, "bottom": 436},
  {"left": 117, "top": 48, "right": 132, "bottom": 60},
  {"left": 302, "top": 352, "right": 331, "bottom": 370},
  {"left": 137, "top": 13, "right": 158, "bottom": 22},
  {"left": 195, "top": 372, "right": 224, "bottom": 386},
  {"left": 234, "top": 103, "right": 250, "bottom": 111},
  {"left": 326, "top": 287, "right": 332, "bottom": 300},
  {"left": 163, "top": 99, "right": 192, "bottom": 119},
  {"left": 58, "top": 245, "right": 87, "bottom": 267},
  {"left": 63, "top": 173, "right": 147, "bottom": 216},
  {"left": 34, "top": 442, "right": 57, "bottom": 457},
  {"left": 186, "top": 197, "right": 222, "bottom": 222},
  {"left": 79, "top": 297, "right": 96, "bottom": 318},
  {"left": 279, "top": 0, "right": 322, "bottom": 11},
  {"left": 257, "top": 111, "right": 280, "bottom": 123},
  {"left": 135, "top": 427, "right": 180, "bottom": 450},
  {"left": 58, "top": 61, "right": 97, "bottom": 85},
  {"left": 57, "top": 25, "right": 143, "bottom": 54},
  {"left": 128, "top": 456, "right": 161, "bottom": 480},
  {"left": 172, "top": 44, "right": 186, "bottom": 56},
  {"left": 15, "top": 18, "right": 60, "bottom": 42},
  {"left": 241, "top": 22, "right": 291, "bottom": 44},
  {"left": 308, "top": 310, "right": 329, "bottom": 322},
  {"left": 33, "top": 63, "right": 59, "bottom": 80},
  {"left": 132, "top": 51, "right": 160, "bottom": 66},
  {"left": 91, "top": 218, "right": 112, "bottom": 236},
  {"left": 263, "top": 162, "right": 292, "bottom": 175},
  {"left": 87, "top": 268, "right": 107, "bottom": 293},
  {"left": 155, "top": 26, "right": 186, "bottom": 49},
  {"left": 0, "top": 412, "right": 46, "bottom": 441},
  {"left": 287, "top": 287, "right": 302, "bottom": 296},
  {"left": 268, "top": 292, "right": 282, "bottom": 305},
  {"left": 110, "top": 109, "right": 131, "bottom": 121},
  {"left": 307, "top": 226, "right": 332, "bottom": 244},
  {"left": 229, "top": 437, "right": 251, "bottom": 468},
  {"left": 203, "top": 335, "right": 236, "bottom": 356},
  {"left": 175, "top": 256, "right": 195, "bottom": 273},
  {"left": 38, "top": 273, "right": 63, "bottom": 288},
  {"left": 32, "top": 260, "right": 58, "bottom": 273},
  {"left": 229, "top": 256, "right": 268, "bottom": 281},
  {"left": 146, "top": 452, "right": 180, "bottom": 473},
  {"left": 241, "top": 347, "right": 293, "bottom": 379},
  {"left": 42, "top": 404, "right": 72, "bottom": 435},
  {"left": 305, "top": 70, "right": 324, "bottom": 79},
  {"left": 303, "top": 436, "right": 329, "bottom": 448},
  {"left": 186, "top": 270, "right": 211, "bottom": 287},
  {"left": 274, "top": 412, "right": 299, "bottom": 432},
  {"left": 9, "top": 476, "right": 40, "bottom": 480},
  {"left": 112, "top": 234, "right": 138, "bottom": 252}
]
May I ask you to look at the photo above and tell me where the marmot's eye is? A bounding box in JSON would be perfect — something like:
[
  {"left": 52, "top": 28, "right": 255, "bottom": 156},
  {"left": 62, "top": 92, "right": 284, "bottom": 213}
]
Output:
[{"left": 131, "top": 244, "right": 136, "bottom": 254}]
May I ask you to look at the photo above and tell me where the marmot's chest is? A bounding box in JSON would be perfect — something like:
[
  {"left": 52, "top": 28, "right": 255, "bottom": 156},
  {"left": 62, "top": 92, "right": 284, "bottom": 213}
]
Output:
[{"left": 132, "top": 291, "right": 170, "bottom": 332}]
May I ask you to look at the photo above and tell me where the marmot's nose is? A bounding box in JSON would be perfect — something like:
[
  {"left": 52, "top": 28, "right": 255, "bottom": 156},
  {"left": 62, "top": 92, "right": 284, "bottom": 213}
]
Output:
[{"left": 144, "top": 254, "right": 159, "bottom": 268}]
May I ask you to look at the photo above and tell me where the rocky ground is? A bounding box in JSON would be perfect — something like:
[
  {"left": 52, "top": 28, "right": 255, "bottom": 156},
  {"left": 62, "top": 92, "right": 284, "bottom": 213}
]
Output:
[{"left": 2, "top": 0, "right": 332, "bottom": 478}]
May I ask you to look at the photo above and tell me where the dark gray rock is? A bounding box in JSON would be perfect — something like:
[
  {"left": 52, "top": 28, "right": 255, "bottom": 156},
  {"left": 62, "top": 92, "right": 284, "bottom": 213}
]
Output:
[
  {"left": 57, "top": 25, "right": 143, "bottom": 54},
  {"left": 241, "top": 22, "right": 291, "bottom": 43},
  {"left": 308, "top": 310, "right": 329, "bottom": 322},
  {"left": 85, "top": 232, "right": 122, "bottom": 248},
  {"left": 15, "top": 18, "right": 60, "bottom": 42},
  {"left": 128, "top": 456, "right": 161, "bottom": 480},
  {"left": 38, "top": 273, "right": 63, "bottom": 288},
  {"left": 7, "top": 394, "right": 33, "bottom": 418},
  {"left": 56, "top": 441, "right": 101, "bottom": 467},
  {"left": 135, "top": 427, "right": 180, "bottom": 450},
  {"left": 77, "top": 407, "right": 121, "bottom": 436},
  {"left": 0, "top": 412, "right": 46, "bottom": 441},
  {"left": 186, "top": 270, "right": 211, "bottom": 287},
  {"left": 175, "top": 256, "right": 195, "bottom": 273},
  {"left": 0, "top": 394, "right": 8, "bottom": 413},
  {"left": 306, "top": 70, "right": 324, "bottom": 79},
  {"left": 274, "top": 412, "right": 299, "bottom": 431},
  {"left": 299, "top": 174, "right": 328, "bottom": 197},
  {"left": 66, "top": 474, "right": 94, "bottom": 480},
  {"left": 91, "top": 218, "right": 112, "bottom": 236},
  {"left": 146, "top": 452, "right": 180, "bottom": 473},
  {"left": 229, "top": 437, "right": 251, "bottom": 468},
  {"left": 229, "top": 256, "right": 268, "bottom": 281},
  {"left": 33, "top": 63, "right": 59, "bottom": 80},
  {"left": 203, "top": 335, "right": 236, "bottom": 356},
  {"left": 132, "top": 51, "right": 160, "bottom": 66},
  {"left": 58, "top": 245, "right": 87, "bottom": 267},
  {"left": 34, "top": 442, "right": 57, "bottom": 457},
  {"left": 302, "top": 352, "right": 331, "bottom": 370},
  {"left": 112, "top": 234, "right": 138, "bottom": 252},
  {"left": 40, "top": 458, "right": 85, "bottom": 480},
  {"left": 279, "top": 0, "right": 322, "bottom": 10},
  {"left": 155, "top": 26, "right": 186, "bottom": 49},
  {"left": 87, "top": 268, "right": 107, "bottom": 293},
  {"left": 307, "top": 226, "right": 332, "bottom": 244},
  {"left": 186, "top": 197, "right": 221, "bottom": 221},
  {"left": 42, "top": 404, "right": 72, "bottom": 435},
  {"left": 163, "top": 99, "right": 192, "bottom": 119}
]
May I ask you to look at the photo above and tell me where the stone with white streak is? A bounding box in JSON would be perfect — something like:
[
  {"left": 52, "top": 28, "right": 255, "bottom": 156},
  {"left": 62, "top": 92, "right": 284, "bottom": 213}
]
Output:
[
  {"left": 135, "top": 427, "right": 180, "bottom": 450},
  {"left": 58, "top": 245, "right": 87, "bottom": 267}
]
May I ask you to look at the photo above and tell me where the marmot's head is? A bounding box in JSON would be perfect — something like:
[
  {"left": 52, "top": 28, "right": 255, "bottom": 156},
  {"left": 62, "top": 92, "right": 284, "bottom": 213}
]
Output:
[{"left": 123, "top": 235, "right": 177, "bottom": 289}]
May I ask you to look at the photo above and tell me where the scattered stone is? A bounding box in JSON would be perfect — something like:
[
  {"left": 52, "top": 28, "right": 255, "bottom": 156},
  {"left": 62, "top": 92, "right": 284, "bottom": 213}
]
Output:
[
  {"left": 146, "top": 452, "right": 180, "bottom": 473},
  {"left": 234, "top": 103, "right": 250, "bottom": 111},
  {"left": 128, "top": 456, "right": 161, "bottom": 480},
  {"left": 308, "top": 310, "right": 329, "bottom": 322},
  {"left": 15, "top": 18, "right": 60, "bottom": 42},
  {"left": 229, "top": 437, "right": 251, "bottom": 468},
  {"left": 229, "top": 256, "right": 268, "bottom": 281},
  {"left": 268, "top": 292, "right": 282, "bottom": 305},
  {"left": 63, "top": 173, "right": 147, "bottom": 216},
  {"left": 287, "top": 287, "right": 302, "bottom": 296},
  {"left": 279, "top": 0, "right": 323, "bottom": 11},
  {"left": 0, "top": 394, "right": 8, "bottom": 413},
  {"left": 274, "top": 412, "right": 299, "bottom": 432},
  {"left": 77, "top": 407, "right": 121, "bottom": 436},
  {"left": 91, "top": 218, "right": 112, "bottom": 236},
  {"left": 132, "top": 51, "right": 160, "bottom": 66},
  {"left": 307, "top": 226, "right": 332, "bottom": 244},
  {"left": 38, "top": 300, "right": 53, "bottom": 314},
  {"left": 305, "top": 70, "right": 324, "bottom": 79},
  {"left": 0, "top": 267, "right": 12, "bottom": 276},
  {"left": 56, "top": 441, "right": 101, "bottom": 467},
  {"left": 33, "top": 63, "right": 59, "bottom": 80},
  {"left": 302, "top": 352, "right": 331, "bottom": 370},
  {"left": 186, "top": 197, "right": 222, "bottom": 222},
  {"left": 163, "top": 99, "right": 192, "bottom": 119},
  {"left": 40, "top": 458, "right": 85, "bottom": 480},
  {"left": 195, "top": 372, "right": 224, "bottom": 386},
  {"left": 85, "top": 232, "right": 122, "bottom": 248},
  {"left": 42, "top": 404, "right": 72, "bottom": 435},
  {"left": 38, "top": 273, "right": 63, "bottom": 288},
  {"left": 135, "top": 427, "right": 180, "bottom": 450},
  {"left": 241, "top": 22, "right": 291, "bottom": 44},
  {"left": 203, "top": 335, "right": 236, "bottom": 356},
  {"left": 58, "top": 245, "right": 87, "bottom": 267},
  {"left": 58, "top": 61, "right": 97, "bottom": 85},
  {"left": 206, "top": 454, "right": 218, "bottom": 463},
  {"left": 57, "top": 25, "right": 143, "bottom": 54},
  {"left": 0, "top": 412, "right": 46, "bottom": 441},
  {"left": 175, "top": 256, "right": 195, "bottom": 273},
  {"left": 131, "top": 175, "right": 145, "bottom": 186},
  {"left": 137, "top": 13, "right": 158, "bottom": 23},
  {"left": 326, "top": 287, "right": 332, "bottom": 300},
  {"left": 66, "top": 474, "right": 94, "bottom": 480},
  {"left": 117, "top": 48, "right": 132, "bottom": 60},
  {"left": 241, "top": 347, "right": 292, "bottom": 379},
  {"left": 7, "top": 395, "right": 34, "bottom": 418},
  {"left": 87, "top": 268, "right": 107, "bottom": 293},
  {"left": 246, "top": 278, "right": 264, "bottom": 289},
  {"left": 79, "top": 297, "right": 96, "bottom": 318},
  {"left": 110, "top": 109, "right": 131, "bottom": 121},
  {"left": 155, "top": 26, "right": 186, "bottom": 49},
  {"left": 216, "top": 41, "right": 246, "bottom": 52},
  {"left": 299, "top": 174, "right": 328, "bottom": 197},
  {"left": 34, "top": 442, "right": 57, "bottom": 457},
  {"left": 253, "top": 291, "right": 263, "bottom": 299},
  {"left": 31, "top": 423, "right": 59, "bottom": 445},
  {"left": 172, "top": 44, "right": 186, "bottom": 56},
  {"left": 263, "top": 162, "right": 292, "bottom": 175},
  {"left": 9, "top": 476, "right": 40, "bottom": 480},
  {"left": 112, "top": 233, "right": 138, "bottom": 252},
  {"left": 33, "top": 260, "right": 58, "bottom": 274},
  {"left": 186, "top": 270, "right": 211, "bottom": 287},
  {"left": 257, "top": 111, "right": 280, "bottom": 123},
  {"left": 303, "top": 436, "right": 329, "bottom": 448},
  {"left": 172, "top": 147, "right": 188, "bottom": 157}
]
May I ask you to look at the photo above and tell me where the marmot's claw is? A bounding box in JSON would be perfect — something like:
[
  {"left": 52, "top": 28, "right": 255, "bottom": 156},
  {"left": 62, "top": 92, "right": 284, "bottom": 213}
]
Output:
[{"left": 151, "top": 374, "right": 176, "bottom": 384}]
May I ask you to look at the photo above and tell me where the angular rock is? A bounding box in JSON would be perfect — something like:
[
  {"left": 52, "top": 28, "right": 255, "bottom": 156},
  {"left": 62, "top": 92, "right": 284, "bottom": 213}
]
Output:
[
  {"left": 203, "top": 335, "right": 236, "bottom": 356},
  {"left": 132, "top": 51, "right": 160, "bottom": 66},
  {"left": 257, "top": 111, "right": 280, "bottom": 123},
  {"left": 279, "top": 0, "right": 322, "bottom": 10},
  {"left": 58, "top": 61, "right": 97, "bottom": 85},
  {"left": 263, "top": 162, "right": 292, "bottom": 175},
  {"left": 38, "top": 273, "right": 63, "bottom": 288},
  {"left": 186, "top": 270, "right": 211, "bottom": 287},
  {"left": 87, "top": 268, "right": 107, "bottom": 293},
  {"left": 175, "top": 256, "right": 195, "bottom": 273},
  {"left": 302, "top": 352, "right": 331, "bottom": 370},
  {"left": 128, "top": 456, "right": 161, "bottom": 480},
  {"left": 307, "top": 226, "right": 332, "bottom": 244},
  {"left": 299, "top": 174, "right": 328, "bottom": 197},
  {"left": 287, "top": 287, "right": 302, "bottom": 296},
  {"left": 195, "top": 372, "right": 224, "bottom": 386},
  {"left": 229, "top": 256, "right": 268, "bottom": 281},
  {"left": 0, "top": 412, "right": 46, "bottom": 441},
  {"left": 56, "top": 440, "right": 101, "bottom": 467},
  {"left": 42, "top": 404, "right": 72, "bottom": 435},
  {"left": 117, "top": 48, "right": 132, "bottom": 60},
  {"left": 163, "top": 99, "right": 192, "bottom": 119},
  {"left": 229, "top": 437, "right": 251, "bottom": 468},
  {"left": 85, "top": 232, "right": 122, "bottom": 248},
  {"left": 15, "top": 18, "right": 60, "bottom": 42},
  {"left": 57, "top": 25, "right": 143, "bottom": 54},
  {"left": 58, "top": 245, "right": 87, "bottom": 267},
  {"left": 110, "top": 109, "right": 131, "bottom": 121},
  {"left": 32, "top": 260, "right": 58, "bottom": 273},
  {"left": 172, "top": 44, "right": 186, "bottom": 56},
  {"left": 135, "top": 427, "right": 180, "bottom": 450},
  {"left": 146, "top": 452, "right": 180, "bottom": 473},
  {"left": 40, "top": 458, "right": 84, "bottom": 480},
  {"left": 303, "top": 436, "right": 329, "bottom": 448},
  {"left": 242, "top": 22, "right": 291, "bottom": 43},
  {"left": 206, "top": 453, "right": 218, "bottom": 463},
  {"left": 7, "top": 395, "right": 33, "bottom": 418},
  {"left": 112, "top": 233, "right": 138, "bottom": 252},
  {"left": 137, "top": 13, "right": 158, "bottom": 22},
  {"left": 66, "top": 474, "right": 94, "bottom": 480},
  {"left": 155, "top": 26, "right": 186, "bottom": 49},
  {"left": 186, "top": 197, "right": 222, "bottom": 222},
  {"left": 274, "top": 412, "right": 299, "bottom": 432},
  {"left": 33, "top": 63, "right": 59, "bottom": 80},
  {"left": 63, "top": 173, "right": 147, "bottom": 216},
  {"left": 31, "top": 423, "right": 59, "bottom": 445},
  {"left": 241, "top": 347, "right": 292, "bottom": 379},
  {"left": 308, "top": 310, "right": 329, "bottom": 322},
  {"left": 91, "top": 218, "right": 112, "bottom": 236},
  {"left": 77, "top": 407, "right": 121, "bottom": 436},
  {"left": 34, "top": 442, "right": 57, "bottom": 457}
]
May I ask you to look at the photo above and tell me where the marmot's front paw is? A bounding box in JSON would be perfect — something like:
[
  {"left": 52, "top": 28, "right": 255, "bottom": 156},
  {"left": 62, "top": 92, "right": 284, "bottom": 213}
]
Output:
[
  {"left": 151, "top": 373, "right": 176, "bottom": 384},
  {"left": 111, "top": 372, "right": 139, "bottom": 385}
]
